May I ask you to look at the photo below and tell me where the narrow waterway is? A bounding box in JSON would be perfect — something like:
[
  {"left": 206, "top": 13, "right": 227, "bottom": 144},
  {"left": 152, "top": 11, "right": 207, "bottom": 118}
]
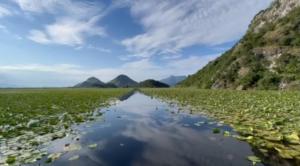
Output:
[{"left": 34, "top": 92, "right": 263, "bottom": 166}]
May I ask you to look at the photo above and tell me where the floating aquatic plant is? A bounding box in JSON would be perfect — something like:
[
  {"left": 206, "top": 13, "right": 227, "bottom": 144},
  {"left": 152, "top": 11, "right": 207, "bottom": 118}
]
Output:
[
  {"left": 64, "top": 144, "right": 82, "bottom": 152},
  {"left": 142, "top": 88, "right": 300, "bottom": 163},
  {"left": 69, "top": 155, "right": 80, "bottom": 161},
  {"left": 0, "top": 88, "right": 132, "bottom": 165},
  {"left": 194, "top": 121, "right": 205, "bottom": 127},
  {"left": 223, "top": 131, "right": 230, "bottom": 137},
  {"left": 88, "top": 143, "right": 98, "bottom": 149},
  {"left": 47, "top": 152, "right": 62, "bottom": 163},
  {"left": 247, "top": 156, "right": 261, "bottom": 165},
  {"left": 6, "top": 156, "right": 16, "bottom": 164}
]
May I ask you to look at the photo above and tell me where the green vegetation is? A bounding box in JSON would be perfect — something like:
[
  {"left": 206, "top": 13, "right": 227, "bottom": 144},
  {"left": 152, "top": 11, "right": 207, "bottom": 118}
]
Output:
[
  {"left": 247, "top": 156, "right": 261, "bottom": 166},
  {"left": 74, "top": 77, "right": 117, "bottom": 88},
  {"left": 0, "top": 88, "right": 131, "bottom": 165},
  {"left": 142, "top": 88, "right": 300, "bottom": 163},
  {"left": 109, "top": 74, "right": 138, "bottom": 88},
  {"left": 180, "top": 6, "right": 300, "bottom": 90},
  {"left": 0, "top": 88, "right": 130, "bottom": 138},
  {"left": 138, "top": 79, "right": 170, "bottom": 88},
  {"left": 212, "top": 128, "right": 221, "bottom": 134},
  {"left": 6, "top": 156, "right": 16, "bottom": 164},
  {"left": 75, "top": 75, "right": 139, "bottom": 88}
]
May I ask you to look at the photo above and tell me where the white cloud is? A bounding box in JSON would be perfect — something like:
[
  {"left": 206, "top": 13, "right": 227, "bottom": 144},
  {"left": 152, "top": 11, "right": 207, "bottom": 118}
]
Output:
[
  {"left": 0, "top": 54, "right": 219, "bottom": 87},
  {"left": 0, "top": 5, "right": 12, "bottom": 17},
  {"left": 13, "top": 0, "right": 102, "bottom": 17},
  {"left": 28, "top": 17, "right": 105, "bottom": 46},
  {"left": 75, "top": 45, "right": 111, "bottom": 53},
  {"left": 28, "top": 30, "right": 50, "bottom": 44},
  {"left": 0, "top": 64, "right": 81, "bottom": 73},
  {"left": 122, "top": 0, "right": 273, "bottom": 57},
  {"left": 12, "top": 0, "right": 58, "bottom": 13},
  {"left": 13, "top": 0, "right": 106, "bottom": 46},
  {"left": 86, "top": 45, "right": 111, "bottom": 53}
]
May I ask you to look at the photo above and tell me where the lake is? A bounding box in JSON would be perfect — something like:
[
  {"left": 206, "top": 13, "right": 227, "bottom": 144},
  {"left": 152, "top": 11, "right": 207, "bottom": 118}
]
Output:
[{"left": 33, "top": 92, "right": 262, "bottom": 166}]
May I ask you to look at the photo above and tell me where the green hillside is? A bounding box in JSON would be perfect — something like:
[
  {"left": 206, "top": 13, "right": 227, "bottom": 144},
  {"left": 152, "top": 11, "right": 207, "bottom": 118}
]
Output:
[
  {"left": 138, "top": 79, "right": 170, "bottom": 88},
  {"left": 74, "top": 77, "right": 116, "bottom": 88},
  {"left": 180, "top": 0, "right": 300, "bottom": 90},
  {"left": 109, "top": 75, "right": 138, "bottom": 88}
]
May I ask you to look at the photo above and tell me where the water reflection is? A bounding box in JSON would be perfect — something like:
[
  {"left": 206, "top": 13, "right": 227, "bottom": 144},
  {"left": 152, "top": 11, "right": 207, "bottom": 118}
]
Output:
[{"left": 35, "top": 92, "right": 262, "bottom": 166}]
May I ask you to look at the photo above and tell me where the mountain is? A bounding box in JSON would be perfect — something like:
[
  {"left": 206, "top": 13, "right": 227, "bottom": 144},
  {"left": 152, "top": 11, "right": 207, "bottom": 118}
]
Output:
[
  {"left": 74, "top": 77, "right": 116, "bottom": 88},
  {"left": 138, "top": 79, "right": 170, "bottom": 88},
  {"left": 109, "top": 74, "right": 138, "bottom": 88},
  {"left": 180, "top": 0, "right": 300, "bottom": 90},
  {"left": 160, "top": 75, "right": 187, "bottom": 86}
]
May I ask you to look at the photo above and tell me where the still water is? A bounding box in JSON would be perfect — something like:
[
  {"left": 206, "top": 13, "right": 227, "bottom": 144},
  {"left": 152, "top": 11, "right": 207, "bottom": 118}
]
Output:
[{"left": 35, "top": 92, "right": 262, "bottom": 166}]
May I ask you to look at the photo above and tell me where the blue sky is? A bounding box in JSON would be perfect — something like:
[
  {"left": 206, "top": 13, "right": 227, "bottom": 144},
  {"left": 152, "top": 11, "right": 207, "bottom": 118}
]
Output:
[{"left": 0, "top": 0, "right": 272, "bottom": 87}]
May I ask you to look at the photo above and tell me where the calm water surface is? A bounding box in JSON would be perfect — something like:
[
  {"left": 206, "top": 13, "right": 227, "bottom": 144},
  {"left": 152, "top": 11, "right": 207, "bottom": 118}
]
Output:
[{"left": 35, "top": 92, "right": 263, "bottom": 166}]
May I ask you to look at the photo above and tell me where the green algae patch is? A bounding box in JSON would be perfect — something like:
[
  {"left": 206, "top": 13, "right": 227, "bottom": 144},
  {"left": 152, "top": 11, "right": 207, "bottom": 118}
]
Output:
[{"left": 142, "top": 88, "right": 300, "bottom": 163}]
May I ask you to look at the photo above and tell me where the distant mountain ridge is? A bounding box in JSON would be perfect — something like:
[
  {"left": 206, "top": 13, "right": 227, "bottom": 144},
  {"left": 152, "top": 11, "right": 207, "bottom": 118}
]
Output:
[
  {"left": 138, "top": 79, "right": 170, "bottom": 88},
  {"left": 109, "top": 75, "right": 138, "bottom": 88},
  {"left": 180, "top": 0, "right": 300, "bottom": 90},
  {"left": 75, "top": 75, "right": 170, "bottom": 88},
  {"left": 74, "top": 77, "right": 116, "bottom": 88},
  {"left": 160, "top": 75, "right": 186, "bottom": 86}
]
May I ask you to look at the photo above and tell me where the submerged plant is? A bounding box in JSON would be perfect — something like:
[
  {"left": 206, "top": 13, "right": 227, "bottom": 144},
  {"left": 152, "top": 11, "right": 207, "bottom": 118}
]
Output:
[
  {"left": 247, "top": 156, "right": 261, "bottom": 165},
  {"left": 212, "top": 128, "right": 221, "bottom": 134}
]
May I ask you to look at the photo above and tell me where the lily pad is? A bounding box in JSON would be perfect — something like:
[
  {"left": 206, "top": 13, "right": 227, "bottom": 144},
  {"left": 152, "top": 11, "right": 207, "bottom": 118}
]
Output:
[
  {"left": 233, "top": 135, "right": 253, "bottom": 141},
  {"left": 69, "top": 155, "right": 80, "bottom": 161},
  {"left": 88, "top": 143, "right": 97, "bottom": 149},
  {"left": 223, "top": 131, "right": 230, "bottom": 137},
  {"left": 265, "top": 134, "right": 283, "bottom": 142},
  {"left": 247, "top": 156, "right": 261, "bottom": 165},
  {"left": 275, "top": 147, "right": 300, "bottom": 159},
  {"left": 27, "top": 119, "right": 39, "bottom": 128},
  {"left": 64, "top": 144, "right": 81, "bottom": 152},
  {"left": 194, "top": 121, "right": 205, "bottom": 127},
  {"left": 141, "top": 88, "right": 300, "bottom": 164},
  {"left": 283, "top": 132, "right": 300, "bottom": 144},
  {"left": 6, "top": 156, "right": 16, "bottom": 164},
  {"left": 47, "top": 152, "right": 62, "bottom": 162}
]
